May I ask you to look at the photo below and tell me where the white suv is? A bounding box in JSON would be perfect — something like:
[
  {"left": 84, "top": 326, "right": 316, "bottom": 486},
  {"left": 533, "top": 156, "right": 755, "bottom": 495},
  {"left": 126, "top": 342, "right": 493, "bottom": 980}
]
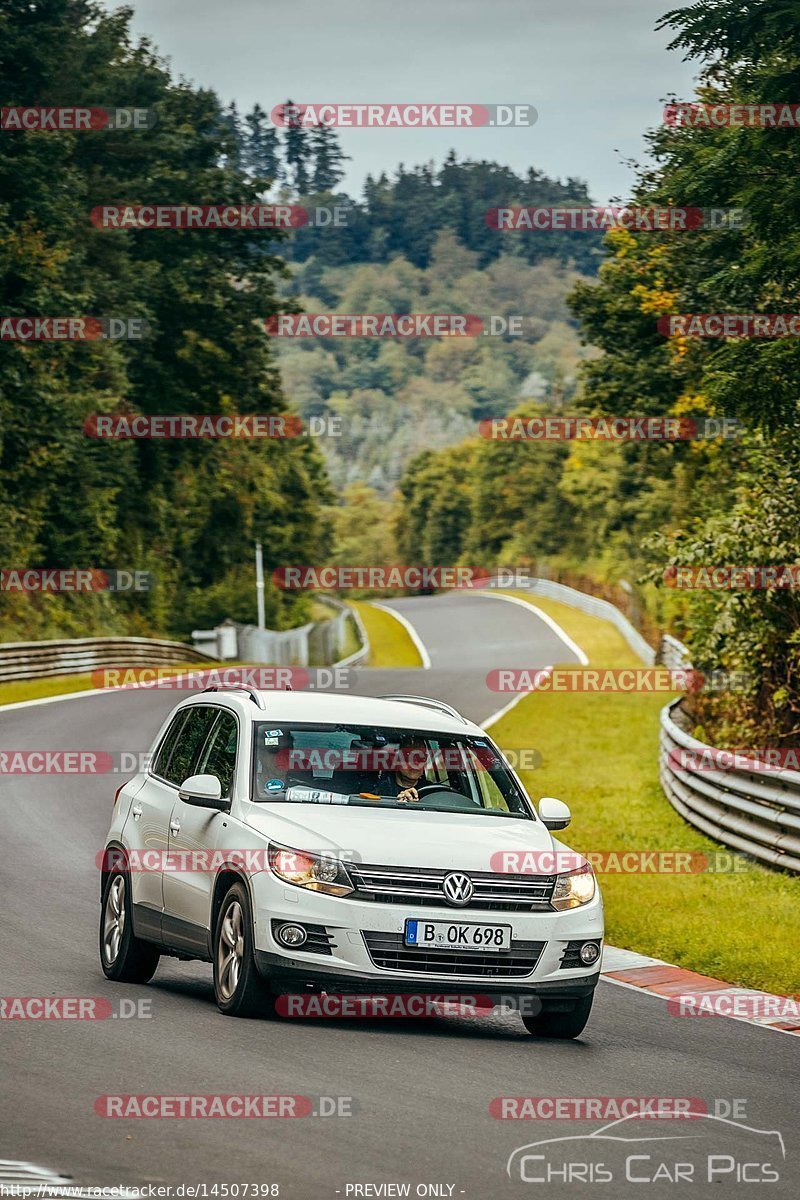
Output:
[{"left": 99, "top": 687, "right": 603, "bottom": 1038}]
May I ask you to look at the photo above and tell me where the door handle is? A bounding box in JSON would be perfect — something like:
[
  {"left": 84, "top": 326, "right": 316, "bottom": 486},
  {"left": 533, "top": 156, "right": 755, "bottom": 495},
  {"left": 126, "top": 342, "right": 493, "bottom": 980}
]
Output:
[
  {"left": 169, "top": 819, "right": 181, "bottom": 836},
  {"left": 132, "top": 803, "right": 143, "bottom": 821}
]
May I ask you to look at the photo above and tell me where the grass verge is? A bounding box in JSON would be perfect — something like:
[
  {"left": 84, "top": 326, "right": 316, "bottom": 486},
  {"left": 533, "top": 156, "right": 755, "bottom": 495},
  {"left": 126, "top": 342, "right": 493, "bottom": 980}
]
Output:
[
  {"left": 348, "top": 601, "right": 424, "bottom": 668},
  {"left": 0, "top": 662, "right": 246, "bottom": 708},
  {"left": 489, "top": 591, "right": 800, "bottom": 995}
]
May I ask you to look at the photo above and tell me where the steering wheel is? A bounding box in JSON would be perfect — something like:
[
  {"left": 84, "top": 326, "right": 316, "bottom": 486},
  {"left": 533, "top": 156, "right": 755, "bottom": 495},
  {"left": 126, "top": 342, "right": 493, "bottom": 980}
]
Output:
[
  {"left": 411, "top": 783, "right": 481, "bottom": 808},
  {"left": 415, "top": 783, "right": 462, "bottom": 798}
]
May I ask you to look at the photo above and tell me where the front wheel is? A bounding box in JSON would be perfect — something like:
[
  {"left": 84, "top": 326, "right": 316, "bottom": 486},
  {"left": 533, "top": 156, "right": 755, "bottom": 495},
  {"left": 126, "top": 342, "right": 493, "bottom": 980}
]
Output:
[
  {"left": 213, "top": 882, "right": 277, "bottom": 1018},
  {"left": 521, "top": 994, "right": 594, "bottom": 1039},
  {"left": 100, "top": 870, "right": 160, "bottom": 983}
]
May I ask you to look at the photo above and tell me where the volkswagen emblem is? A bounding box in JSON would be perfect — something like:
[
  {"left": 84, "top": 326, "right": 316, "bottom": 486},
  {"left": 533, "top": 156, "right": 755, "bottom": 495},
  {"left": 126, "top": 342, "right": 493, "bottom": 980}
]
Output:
[{"left": 442, "top": 871, "right": 474, "bottom": 906}]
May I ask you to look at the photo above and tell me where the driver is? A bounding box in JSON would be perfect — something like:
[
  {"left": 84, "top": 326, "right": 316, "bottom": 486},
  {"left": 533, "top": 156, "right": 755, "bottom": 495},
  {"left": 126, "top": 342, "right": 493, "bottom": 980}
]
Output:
[{"left": 372, "top": 736, "right": 429, "bottom": 803}]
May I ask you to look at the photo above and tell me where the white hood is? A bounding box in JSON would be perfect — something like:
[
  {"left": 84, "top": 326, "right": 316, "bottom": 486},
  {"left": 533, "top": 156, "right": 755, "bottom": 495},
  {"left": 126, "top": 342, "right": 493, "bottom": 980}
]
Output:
[{"left": 243, "top": 802, "right": 565, "bottom": 872}]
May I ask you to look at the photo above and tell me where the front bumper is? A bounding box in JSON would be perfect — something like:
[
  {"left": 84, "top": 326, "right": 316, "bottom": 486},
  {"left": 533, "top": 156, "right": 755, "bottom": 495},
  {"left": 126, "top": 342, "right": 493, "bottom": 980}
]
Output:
[{"left": 250, "top": 875, "right": 603, "bottom": 996}]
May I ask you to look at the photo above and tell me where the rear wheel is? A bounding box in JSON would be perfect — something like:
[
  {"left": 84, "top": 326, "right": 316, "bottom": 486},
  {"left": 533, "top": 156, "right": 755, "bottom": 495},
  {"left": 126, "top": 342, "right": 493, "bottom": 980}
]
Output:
[
  {"left": 213, "top": 882, "right": 277, "bottom": 1018},
  {"left": 100, "top": 870, "right": 160, "bottom": 983},
  {"left": 521, "top": 994, "right": 594, "bottom": 1039}
]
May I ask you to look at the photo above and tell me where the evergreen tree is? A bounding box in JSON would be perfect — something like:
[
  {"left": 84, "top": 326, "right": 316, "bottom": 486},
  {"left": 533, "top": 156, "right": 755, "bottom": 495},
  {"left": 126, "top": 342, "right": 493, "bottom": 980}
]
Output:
[
  {"left": 219, "top": 99, "right": 243, "bottom": 170},
  {"left": 309, "top": 123, "right": 348, "bottom": 192},
  {"left": 280, "top": 99, "right": 311, "bottom": 194},
  {"left": 244, "top": 103, "right": 281, "bottom": 183}
]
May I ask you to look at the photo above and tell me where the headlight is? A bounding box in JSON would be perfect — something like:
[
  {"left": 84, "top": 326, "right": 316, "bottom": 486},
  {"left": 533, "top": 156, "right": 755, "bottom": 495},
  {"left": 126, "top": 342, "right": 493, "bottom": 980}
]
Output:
[
  {"left": 551, "top": 864, "right": 595, "bottom": 910},
  {"left": 268, "top": 843, "right": 353, "bottom": 897}
]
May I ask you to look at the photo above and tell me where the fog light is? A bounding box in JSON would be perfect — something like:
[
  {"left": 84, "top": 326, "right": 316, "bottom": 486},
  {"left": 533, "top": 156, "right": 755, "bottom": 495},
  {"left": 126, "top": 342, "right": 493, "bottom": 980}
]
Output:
[
  {"left": 278, "top": 923, "right": 307, "bottom": 947},
  {"left": 579, "top": 941, "right": 600, "bottom": 965}
]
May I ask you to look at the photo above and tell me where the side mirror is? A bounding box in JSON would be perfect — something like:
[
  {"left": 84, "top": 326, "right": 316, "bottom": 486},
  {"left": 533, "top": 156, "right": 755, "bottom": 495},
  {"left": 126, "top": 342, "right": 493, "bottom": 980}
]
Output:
[
  {"left": 178, "top": 773, "right": 228, "bottom": 811},
  {"left": 538, "top": 796, "right": 571, "bottom": 831}
]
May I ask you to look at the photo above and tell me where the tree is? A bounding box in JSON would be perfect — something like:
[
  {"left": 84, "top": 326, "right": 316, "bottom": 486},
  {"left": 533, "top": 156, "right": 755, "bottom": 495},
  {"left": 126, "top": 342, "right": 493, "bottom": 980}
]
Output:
[
  {"left": 244, "top": 103, "right": 281, "bottom": 184},
  {"left": 309, "top": 123, "right": 348, "bottom": 192},
  {"left": 0, "top": 0, "right": 329, "bottom": 640},
  {"left": 280, "top": 99, "right": 311, "bottom": 195}
]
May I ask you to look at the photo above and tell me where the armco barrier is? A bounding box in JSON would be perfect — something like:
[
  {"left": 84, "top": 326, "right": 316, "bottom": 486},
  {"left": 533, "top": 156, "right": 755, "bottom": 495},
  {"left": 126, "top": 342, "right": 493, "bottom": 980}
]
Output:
[
  {"left": 517, "top": 583, "right": 800, "bottom": 874},
  {"left": 192, "top": 599, "right": 370, "bottom": 669},
  {"left": 659, "top": 699, "right": 800, "bottom": 874},
  {"left": 0, "top": 636, "right": 213, "bottom": 683},
  {"left": 514, "top": 577, "right": 656, "bottom": 665}
]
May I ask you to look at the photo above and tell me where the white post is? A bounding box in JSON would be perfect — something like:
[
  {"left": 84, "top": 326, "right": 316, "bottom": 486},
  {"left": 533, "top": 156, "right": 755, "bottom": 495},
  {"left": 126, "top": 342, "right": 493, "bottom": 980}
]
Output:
[{"left": 255, "top": 541, "right": 265, "bottom": 631}]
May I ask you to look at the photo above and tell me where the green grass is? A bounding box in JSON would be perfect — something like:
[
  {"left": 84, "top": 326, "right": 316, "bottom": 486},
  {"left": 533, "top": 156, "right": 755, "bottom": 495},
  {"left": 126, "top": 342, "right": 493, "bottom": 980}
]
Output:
[
  {"left": 348, "top": 601, "right": 424, "bottom": 668},
  {"left": 0, "top": 662, "right": 248, "bottom": 708},
  {"left": 489, "top": 591, "right": 800, "bottom": 995}
]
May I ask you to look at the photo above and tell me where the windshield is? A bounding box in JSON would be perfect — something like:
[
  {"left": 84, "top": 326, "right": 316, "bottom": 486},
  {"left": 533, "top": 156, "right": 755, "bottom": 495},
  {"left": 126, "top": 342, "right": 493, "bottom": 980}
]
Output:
[{"left": 251, "top": 722, "right": 533, "bottom": 818}]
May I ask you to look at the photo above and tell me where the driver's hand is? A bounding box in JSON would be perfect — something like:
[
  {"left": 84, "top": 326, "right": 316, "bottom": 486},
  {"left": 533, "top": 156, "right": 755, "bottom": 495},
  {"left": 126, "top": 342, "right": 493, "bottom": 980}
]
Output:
[{"left": 397, "top": 787, "right": 419, "bottom": 803}]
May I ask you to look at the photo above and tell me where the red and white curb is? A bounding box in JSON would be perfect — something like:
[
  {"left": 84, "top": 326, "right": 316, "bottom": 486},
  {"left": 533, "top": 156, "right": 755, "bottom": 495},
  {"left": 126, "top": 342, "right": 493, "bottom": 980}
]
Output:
[{"left": 602, "top": 945, "right": 800, "bottom": 1036}]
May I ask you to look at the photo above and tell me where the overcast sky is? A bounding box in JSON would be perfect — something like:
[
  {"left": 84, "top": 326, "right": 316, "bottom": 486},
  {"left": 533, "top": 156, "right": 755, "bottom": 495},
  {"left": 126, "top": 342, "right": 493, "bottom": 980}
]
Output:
[{"left": 102, "top": 0, "right": 700, "bottom": 203}]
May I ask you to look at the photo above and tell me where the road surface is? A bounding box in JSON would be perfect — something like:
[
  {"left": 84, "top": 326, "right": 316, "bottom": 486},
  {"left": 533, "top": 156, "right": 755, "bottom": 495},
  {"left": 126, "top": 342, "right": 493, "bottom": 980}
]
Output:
[{"left": 1, "top": 592, "right": 797, "bottom": 1198}]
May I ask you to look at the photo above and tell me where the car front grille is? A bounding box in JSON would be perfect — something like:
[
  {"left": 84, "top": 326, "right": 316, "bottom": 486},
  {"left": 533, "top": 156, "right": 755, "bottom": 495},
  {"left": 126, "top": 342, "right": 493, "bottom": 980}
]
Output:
[
  {"left": 348, "top": 863, "right": 555, "bottom": 912},
  {"left": 362, "top": 931, "right": 546, "bottom": 977}
]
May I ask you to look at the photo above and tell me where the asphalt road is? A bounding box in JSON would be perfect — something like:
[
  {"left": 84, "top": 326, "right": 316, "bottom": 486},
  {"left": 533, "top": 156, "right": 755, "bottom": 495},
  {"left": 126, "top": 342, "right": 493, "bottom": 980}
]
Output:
[{"left": 1, "top": 591, "right": 798, "bottom": 1199}]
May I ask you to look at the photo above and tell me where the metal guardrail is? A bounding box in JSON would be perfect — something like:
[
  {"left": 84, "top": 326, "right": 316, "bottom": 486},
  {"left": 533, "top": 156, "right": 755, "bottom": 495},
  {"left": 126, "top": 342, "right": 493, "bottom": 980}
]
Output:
[
  {"left": 320, "top": 596, "right": 371, "bottom": 667},
  {"left": 192, "top": 598, "right": 370, "bottom": 668},
  {"left": 518, "top": 592, "right": 800, "bottom": 875},
  {"left": 659, "top": 699, "right": 800, "bottom": 874},
  {"left": 0, "top": 636, "right": 213, "bottom": 683},
  {"left": 515, "top": 577, "right": 656, "bottom": 665},
  {"left": 659, "top": 632, "right": 693, "bottom": 672}
]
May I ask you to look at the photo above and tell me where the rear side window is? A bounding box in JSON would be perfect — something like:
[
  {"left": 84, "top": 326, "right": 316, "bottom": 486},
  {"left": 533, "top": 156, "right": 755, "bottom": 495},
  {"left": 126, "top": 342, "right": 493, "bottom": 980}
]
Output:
[
  {"left": 151, "top": 710, "right": 188, "bottom": 780},
  {"left": 196, "top": 711, "right": 238, "bottom": 797},
  {"left": 162, "top": 706, "right": 218, "bottom": 786}
]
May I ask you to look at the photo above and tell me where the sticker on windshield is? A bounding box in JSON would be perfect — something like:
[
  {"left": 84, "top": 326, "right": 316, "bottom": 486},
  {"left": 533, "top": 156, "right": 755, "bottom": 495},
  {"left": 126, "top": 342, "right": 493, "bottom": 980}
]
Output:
[
  {"left": 263, "top": 736, "right": 279, "bottom": 747},
  {"left": 285, "top": 785, "right": 349, "bottom": 805},
  {"left": 266, "top": 729, "right": 282, "bottom": 737},
  {"left": 265, "top": 778, "right": 284, "bottom": 793}
]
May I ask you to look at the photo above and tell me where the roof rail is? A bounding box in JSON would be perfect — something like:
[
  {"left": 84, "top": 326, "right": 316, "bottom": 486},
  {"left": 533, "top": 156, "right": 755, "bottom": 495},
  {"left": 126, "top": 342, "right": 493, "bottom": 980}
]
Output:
[
  {"left": 201, "top": 685, "right": 266, "bottom": 710},
  {"left": 378, "top": 694, "right": 467, "bottom": 724}
]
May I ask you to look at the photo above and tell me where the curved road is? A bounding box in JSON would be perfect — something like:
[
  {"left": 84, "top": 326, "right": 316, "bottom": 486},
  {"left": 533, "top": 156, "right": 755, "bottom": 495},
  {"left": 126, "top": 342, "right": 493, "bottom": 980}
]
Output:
[{"left": 1, "top": 591, "right": 797, "bottom": 1198}]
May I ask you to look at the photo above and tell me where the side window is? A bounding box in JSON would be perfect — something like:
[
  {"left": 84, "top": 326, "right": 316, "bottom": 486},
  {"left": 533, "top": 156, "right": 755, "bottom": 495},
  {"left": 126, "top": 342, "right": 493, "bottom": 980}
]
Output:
[
  {"left": 467, "top": 747, "right": 510, "bottom": 811},
  {"left": 152, "top": 711, "right": 188, "bottom": 780},
  {"left": 196, "top": 711, "right": 238, "bottom": 797},
  {"left": 163, "top": 706, "right": 218, "bottom": 787}
]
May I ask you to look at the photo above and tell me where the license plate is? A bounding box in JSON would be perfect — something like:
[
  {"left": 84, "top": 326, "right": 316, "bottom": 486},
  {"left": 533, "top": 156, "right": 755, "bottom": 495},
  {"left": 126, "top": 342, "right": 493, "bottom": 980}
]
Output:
[{"left": 404, "top": 919, "right": 511, "bottom": 951}]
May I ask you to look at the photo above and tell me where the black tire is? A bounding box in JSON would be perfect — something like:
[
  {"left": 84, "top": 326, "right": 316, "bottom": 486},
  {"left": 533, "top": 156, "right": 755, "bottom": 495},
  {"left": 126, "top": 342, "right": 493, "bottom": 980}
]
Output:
[
  {"left": 213, "top": 881, "right": 277, "bottom": 1018},
  {"left": 99, "top": 868, "right": 160, "bottom": 984},
  {"left": 521, "top": 994, "right": 594, "bottom": 1039}
]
